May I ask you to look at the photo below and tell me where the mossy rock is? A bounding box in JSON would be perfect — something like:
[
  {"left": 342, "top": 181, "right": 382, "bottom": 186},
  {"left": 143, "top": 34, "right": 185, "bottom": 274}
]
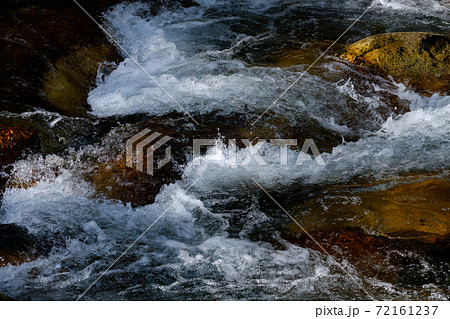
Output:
[{"left": 340, "top": 32, "right": 450, "bottom": 94}]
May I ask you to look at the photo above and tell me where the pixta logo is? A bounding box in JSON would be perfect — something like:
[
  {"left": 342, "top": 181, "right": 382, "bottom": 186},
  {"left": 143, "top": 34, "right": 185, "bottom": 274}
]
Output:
[
  {"left": 193, "top": 138, "right": 325, "bottom": 166},
  {"left": 126, "top": 129, "right": 172, "bottom": 176},
  {"left": 126, "top": 130, "right": 326, "bottom": 176}
]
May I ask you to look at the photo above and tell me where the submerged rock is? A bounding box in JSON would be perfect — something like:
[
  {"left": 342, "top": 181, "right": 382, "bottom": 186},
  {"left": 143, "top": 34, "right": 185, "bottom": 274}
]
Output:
[
  {"left": 0, "top": 224, "right": 51, "bottom": 267},
  {"left": 340, "top": 32, "right": 450, "bottom": 94},
  {"left": 286, "top": 176, "right": 450, "bottom": 243},
  {"left": 286, "top": 227, "right": 449, "bottom": 289},
  {"left": 250, "top": 41, "right": 345, "bottom": 68},
  {"left": 288, "top": 228, "right": 400, "bottom": 284},
  {"left": 83, "top": 123, "right": 186, "bottom": 207}
]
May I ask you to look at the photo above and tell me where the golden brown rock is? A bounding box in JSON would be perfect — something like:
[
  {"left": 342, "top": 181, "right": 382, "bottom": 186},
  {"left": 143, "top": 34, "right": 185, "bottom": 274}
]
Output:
[
  {"left": 86, "top": 161, "right": 179, "bottom": 208},
  {"left": 0, "top": 125, "right": 36, "bottom": 167},
  {"left": 43, "top": 45, "right": 120, "bottom": 117},
  {"left": 0, "top": 251, "right": 35, "bottom": 267},
  {"left": 257, "top": 41, "right": 344, "bottom": 68},
  {"left": 288, "top": 227, "right": 400, "bottom": 282},
  {"left": 286, "top": 177, "right": 450, "bottom": 243},
  {"left": 83, "top": 124, "right": 184, "bottom": 207},
  {"left": 340, "top": 32, "right": 450, "bottom": 94}
]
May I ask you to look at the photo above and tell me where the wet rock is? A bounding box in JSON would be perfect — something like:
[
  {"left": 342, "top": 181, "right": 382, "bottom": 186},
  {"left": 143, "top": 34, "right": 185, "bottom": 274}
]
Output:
[
  {"left": 0, "top": 111, "right": 133, "bottom": 160},
  {"left": 288, "top": 228, "right": 400, "bottom": 283},
  {"left": 83, "top": 112, "right": 301, "bottom": 207},
  {"left": 1, "top": 1, "right": 199, "bottom": 117},
  {"left": 253, "top": 41, "right": 345, "bottom": 68},
  {"left": 0, "top": 4, "right": 122, "bottom": 116},
  {"left": 0, "top": 224, "right": 50, "bottom": 267},
  {"left": 87, "top": 160, "right": 181, "bottom": 208},
  {"left": 42, "top": 45, "right": 121, "bottom": 117},
  {"left": 250, "top": 40, "right": 410, "bottom": 136},
  {"left": 285, "top": 227, "right": 450, "bottom": 289},
  {"left": 367, "top": 178, "right": 450, "bottom": 242},
  {"left": 340, "top": 32, "right": 450, "bottom": 94},
  {"left": 285, "top": 177, "right": 450, "bottom": 243},
  {"left": 83, "top": 123, "right": 186, "bottom": 207},
  {"left": 0, "top": 124, "right": 37, "bottom": 167},
  {"left": 2, "top": 116, "right": 192, "bottom": 207},
  {"left": 4, "top": 1, "right": 199, "bottom": 18},
  {"left": 0, "top": 293, "right": 15, "bottom": 301}
]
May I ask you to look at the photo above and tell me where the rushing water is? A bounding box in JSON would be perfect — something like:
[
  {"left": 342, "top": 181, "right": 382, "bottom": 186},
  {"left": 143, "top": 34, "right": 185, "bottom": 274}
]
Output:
[{"left": 0, "top": 0, "right": 449, "bottom": 300}]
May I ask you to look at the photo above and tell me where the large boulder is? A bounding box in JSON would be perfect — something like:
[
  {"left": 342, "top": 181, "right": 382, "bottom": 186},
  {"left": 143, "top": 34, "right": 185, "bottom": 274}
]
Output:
[{"left": 340, "top": 32, "right": 450, "bottom": 94}]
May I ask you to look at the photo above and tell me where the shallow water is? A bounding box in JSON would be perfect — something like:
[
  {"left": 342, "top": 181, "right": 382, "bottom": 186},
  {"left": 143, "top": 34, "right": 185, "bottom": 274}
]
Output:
[{"left": 0, "top": 0, "right": 449, "bottom": 300}]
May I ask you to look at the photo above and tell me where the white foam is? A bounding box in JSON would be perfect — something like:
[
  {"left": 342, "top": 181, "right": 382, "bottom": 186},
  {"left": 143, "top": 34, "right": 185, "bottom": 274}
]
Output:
[
  {"left": 0, "top": 153, "right": 342, "bottom": 300},
  {"left": 377, "top": 0, "right": 449, "bottom": 16},
  {"left": 89, "top": 0, "right": 442, "bottom": 122}
]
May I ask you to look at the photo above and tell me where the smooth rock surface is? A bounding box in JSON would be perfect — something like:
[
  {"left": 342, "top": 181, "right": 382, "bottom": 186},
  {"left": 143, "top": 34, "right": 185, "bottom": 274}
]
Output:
[
  {"left": 340, "top": 32, "right": 450, "bottom": 94},
  {"left": 286, "top": 176, "right": 450, "bottom": 243}
]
